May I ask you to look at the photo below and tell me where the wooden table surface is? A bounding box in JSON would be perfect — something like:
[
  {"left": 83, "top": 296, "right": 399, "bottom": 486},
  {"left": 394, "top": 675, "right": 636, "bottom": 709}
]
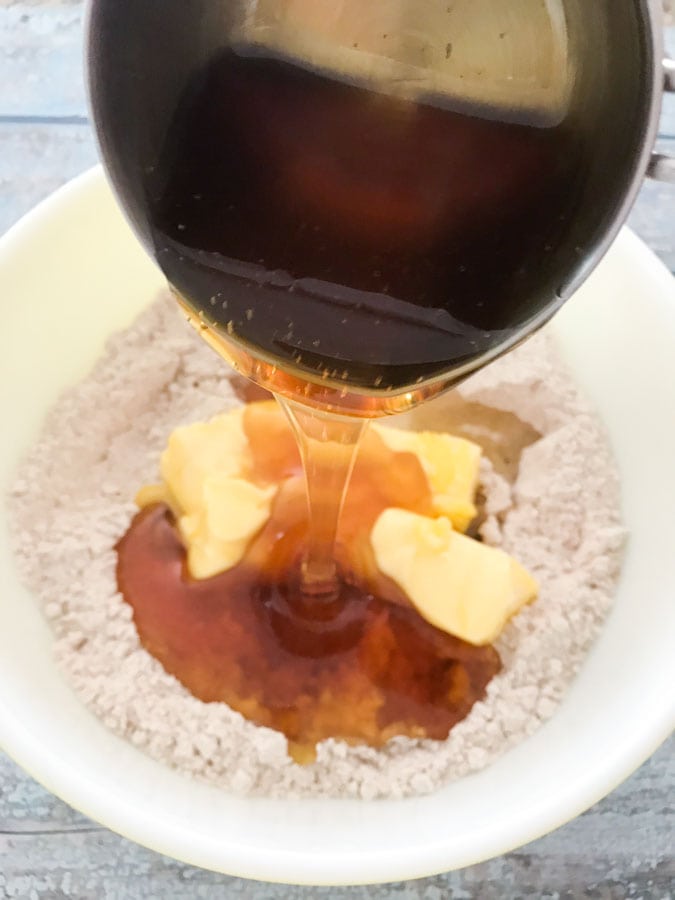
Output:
[{"left": 1, "top": 3, "right": 674, "bottom": 897}]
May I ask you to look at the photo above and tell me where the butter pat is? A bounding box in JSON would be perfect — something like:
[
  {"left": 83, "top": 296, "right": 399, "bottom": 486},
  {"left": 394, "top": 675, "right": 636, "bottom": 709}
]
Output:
[
  {"left": 374, "top": 424, "right": 481, "bottom": 531},
  {"left": 135, "top": 483, "right": 171, "bottom": 509},
  {"left": 138, "top": 408, "right": 276, "bottom": 579},
  {"left": 178, "top": 475, "right": 277, "bottom": 579},
  {"left": 160, "top": 409, "right": 250, "bottom": 512},
  {"left": 371, "top": 508, "right": 538, "bottom": 645}
]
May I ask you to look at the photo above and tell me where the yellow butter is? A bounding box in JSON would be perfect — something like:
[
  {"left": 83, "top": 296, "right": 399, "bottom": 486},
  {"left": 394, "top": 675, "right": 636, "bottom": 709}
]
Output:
[
  {"left": 138, "top": 408, "right": 276, "bottom": 579},
  {"left": 135, "top": 483, "right": 171, "bottom": 509},
  {"left": 371, "top": 508, "right": 538, "bottom": 645},
  {"left": 160, "top": 408, "right": 250, "bottom": 513},
  {"left": 374, "top": 424, "right": 481, "bottom": 531},
  {"left": 202, "top": 474, "right": 275, "bottom": 542},
  {"left": 178, "top": 475, "right": 277, "bottom": 580}
]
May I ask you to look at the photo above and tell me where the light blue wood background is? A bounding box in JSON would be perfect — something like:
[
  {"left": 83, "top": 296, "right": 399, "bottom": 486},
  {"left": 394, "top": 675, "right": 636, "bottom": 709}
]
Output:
[{"left": 1, "top": 3, "right": 673, "bottom": 897}]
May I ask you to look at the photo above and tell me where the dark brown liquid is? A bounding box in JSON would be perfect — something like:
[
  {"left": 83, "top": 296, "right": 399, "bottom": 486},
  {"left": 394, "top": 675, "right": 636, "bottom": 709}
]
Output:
[
  {"left": 116, "top": 402, "right": 500, "bottom": 760},
  {"left": 148, "top": 50, "right": 581, "bottom": 392},
  {"left": 90, "top": 1, "right": 649, "bottom": 397}
]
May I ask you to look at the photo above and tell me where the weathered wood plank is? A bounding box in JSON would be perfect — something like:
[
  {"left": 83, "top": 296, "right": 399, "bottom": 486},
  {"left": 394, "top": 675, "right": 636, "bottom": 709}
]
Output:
[
  {"left": 630, "top": 138, "right": 675, "bottom": 273},
  {"left": 0, "top": 2, "right": 673, "bottom": 895},
  {"left": 0, "top": 123, "right": 97, "bottom": 234},
  {"left": 0, "top": 754, "right": 91, "bottom": 833},
  {"left": 0, "top": 739, "right": 673, "bottom": 897},
  {"left": 0, "top": 3, "right": 87, "bottom": 119}
]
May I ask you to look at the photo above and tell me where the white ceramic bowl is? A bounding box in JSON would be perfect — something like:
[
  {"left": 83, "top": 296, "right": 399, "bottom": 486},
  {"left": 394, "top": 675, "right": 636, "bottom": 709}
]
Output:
[{"left": 0, "top": 168, "right": 674, "bottom": 885}]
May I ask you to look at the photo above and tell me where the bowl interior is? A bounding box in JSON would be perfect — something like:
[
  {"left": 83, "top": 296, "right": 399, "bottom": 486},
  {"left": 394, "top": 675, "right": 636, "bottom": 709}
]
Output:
[{"left": 0, "top": 168, "right": 674, "bottom": 885}]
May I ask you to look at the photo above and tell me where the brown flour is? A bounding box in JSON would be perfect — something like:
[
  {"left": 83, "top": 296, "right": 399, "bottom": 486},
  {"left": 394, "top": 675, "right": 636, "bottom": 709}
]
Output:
[{"left": 9, "top": 295, "right": 625, "bottom": 799}]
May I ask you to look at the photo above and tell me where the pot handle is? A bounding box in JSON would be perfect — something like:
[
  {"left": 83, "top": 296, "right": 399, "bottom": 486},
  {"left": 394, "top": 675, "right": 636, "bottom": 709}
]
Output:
[{"left": 647, "top": 59, "right": 675, "bottom": 184}]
